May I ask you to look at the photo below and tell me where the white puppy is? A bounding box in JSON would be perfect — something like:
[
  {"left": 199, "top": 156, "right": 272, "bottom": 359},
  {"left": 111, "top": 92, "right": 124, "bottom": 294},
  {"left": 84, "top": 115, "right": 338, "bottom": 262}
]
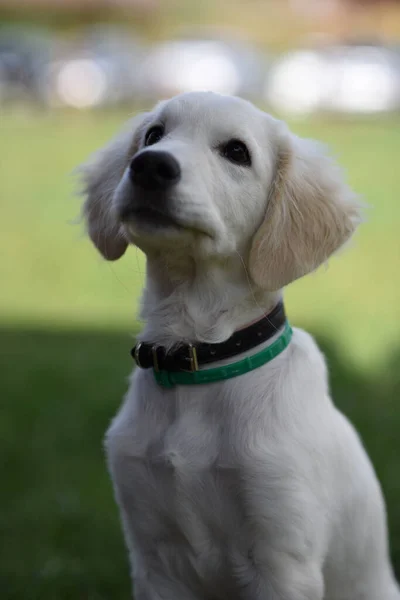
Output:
[{"left": 80, "top": 92, "right": 399, "bottom": 600}]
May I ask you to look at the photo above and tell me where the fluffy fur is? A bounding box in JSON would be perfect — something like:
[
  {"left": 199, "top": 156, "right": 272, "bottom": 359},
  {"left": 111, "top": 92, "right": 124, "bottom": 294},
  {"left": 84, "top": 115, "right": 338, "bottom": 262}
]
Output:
[{"left": 79, "top": 91, "right": 399, "bottom": 600}]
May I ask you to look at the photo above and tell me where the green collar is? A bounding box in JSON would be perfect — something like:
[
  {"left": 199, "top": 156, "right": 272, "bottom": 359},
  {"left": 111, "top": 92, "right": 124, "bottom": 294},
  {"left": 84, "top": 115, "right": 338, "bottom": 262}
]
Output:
[{"left": 154, "top": 321, "right": 293, "bottom": 388}]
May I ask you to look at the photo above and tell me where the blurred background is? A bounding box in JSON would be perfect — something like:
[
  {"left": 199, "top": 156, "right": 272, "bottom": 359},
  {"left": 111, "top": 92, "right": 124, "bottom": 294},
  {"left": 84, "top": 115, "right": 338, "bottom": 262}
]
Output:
[{"left": 1, "top": 0, "right": 399, "bottom": 598}]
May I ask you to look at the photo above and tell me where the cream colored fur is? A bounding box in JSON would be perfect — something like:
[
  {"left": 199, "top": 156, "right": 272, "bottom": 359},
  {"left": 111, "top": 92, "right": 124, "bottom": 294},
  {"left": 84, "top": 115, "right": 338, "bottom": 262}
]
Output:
[
  {"left": 79, "top": 92, "right": 399, "bottom": 600},
  {"left": 250, "top": 132, "right": 361, "bottom": 290}
]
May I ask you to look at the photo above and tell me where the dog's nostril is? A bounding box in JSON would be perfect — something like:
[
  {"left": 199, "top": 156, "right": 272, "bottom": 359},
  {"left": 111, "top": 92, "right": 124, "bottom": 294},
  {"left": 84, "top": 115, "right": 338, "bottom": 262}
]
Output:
[{"left": 157, "top": 161, "right": 178, "bottom": 181}]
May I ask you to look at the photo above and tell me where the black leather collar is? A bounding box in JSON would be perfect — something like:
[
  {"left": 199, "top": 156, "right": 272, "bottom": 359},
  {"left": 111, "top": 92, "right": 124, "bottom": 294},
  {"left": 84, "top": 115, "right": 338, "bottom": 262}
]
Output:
[{"left": 131, "top": 301, "right": 286, "bottom": 373}]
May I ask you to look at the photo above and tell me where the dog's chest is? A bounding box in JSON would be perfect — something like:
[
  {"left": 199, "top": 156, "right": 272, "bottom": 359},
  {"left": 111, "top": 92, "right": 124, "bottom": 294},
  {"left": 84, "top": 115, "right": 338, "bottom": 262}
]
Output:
[
  {"left": 116, "top": 380, "right": 245, "bottom": 524},
  {"left": 107, "top": 373, "right": 260, "bottom": 592}
]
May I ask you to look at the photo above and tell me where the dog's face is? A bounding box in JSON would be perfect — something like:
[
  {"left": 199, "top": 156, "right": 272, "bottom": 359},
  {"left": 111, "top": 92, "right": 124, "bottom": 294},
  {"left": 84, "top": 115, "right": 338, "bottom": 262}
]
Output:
[
  {"left": 115, "top": 93, "right": 279, "bottom": 258},
  {"left": 80, "top": 91, "right": 361, "bottom": 290}
]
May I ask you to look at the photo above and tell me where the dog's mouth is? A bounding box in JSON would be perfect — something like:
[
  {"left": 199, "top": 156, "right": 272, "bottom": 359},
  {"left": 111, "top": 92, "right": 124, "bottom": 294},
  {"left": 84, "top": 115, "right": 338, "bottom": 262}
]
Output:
[
  {"left": 121, "top": 205, "right": 183, "bottom": 230},
  {"left": 121, "top": 204, "right": 215, "bottom": 241}
]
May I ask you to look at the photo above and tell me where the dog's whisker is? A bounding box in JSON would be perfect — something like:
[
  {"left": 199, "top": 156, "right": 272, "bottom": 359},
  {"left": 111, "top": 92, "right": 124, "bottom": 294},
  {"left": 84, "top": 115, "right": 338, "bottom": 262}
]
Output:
[
  {"left": 107, "top": 262, "right": 132, "bottom": 295},
  {"left": 134, "top": 247, "right": 145, "bottom": 275}
]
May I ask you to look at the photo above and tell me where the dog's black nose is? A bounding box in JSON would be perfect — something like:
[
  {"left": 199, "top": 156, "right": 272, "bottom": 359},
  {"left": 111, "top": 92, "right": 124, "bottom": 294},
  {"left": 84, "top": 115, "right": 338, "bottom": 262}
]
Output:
[{"left": 130, "top": 151, "right": 181, "bottom": 191}]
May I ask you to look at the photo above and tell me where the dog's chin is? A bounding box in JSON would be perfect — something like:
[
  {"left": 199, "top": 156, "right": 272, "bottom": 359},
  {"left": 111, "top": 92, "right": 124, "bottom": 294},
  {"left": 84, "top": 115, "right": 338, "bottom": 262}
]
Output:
[{"left": 120, "top": 207, "right": 202, "bottom": 251}]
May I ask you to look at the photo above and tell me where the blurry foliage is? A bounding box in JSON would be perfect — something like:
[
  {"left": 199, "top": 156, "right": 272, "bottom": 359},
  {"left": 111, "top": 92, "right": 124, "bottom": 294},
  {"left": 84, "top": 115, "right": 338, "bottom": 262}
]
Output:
[{"left": 2, "top": 0, "right": 400, "bottom": 50}]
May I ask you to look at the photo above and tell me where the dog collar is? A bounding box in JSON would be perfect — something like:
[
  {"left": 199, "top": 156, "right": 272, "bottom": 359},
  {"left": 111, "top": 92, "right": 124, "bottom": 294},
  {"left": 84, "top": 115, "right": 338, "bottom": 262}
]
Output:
[
  {"left": 153, "top": 321, "right": 292, "bottom": 388},
  {"left": 131, "top": 302, "right": 292, "bottom": 388}
]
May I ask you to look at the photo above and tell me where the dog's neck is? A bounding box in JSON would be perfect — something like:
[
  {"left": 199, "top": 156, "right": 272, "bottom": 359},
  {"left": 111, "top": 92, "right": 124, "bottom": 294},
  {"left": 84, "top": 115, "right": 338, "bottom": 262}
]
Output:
[{"left": 137, "top": 251, "right": 281, "bottom": 348}]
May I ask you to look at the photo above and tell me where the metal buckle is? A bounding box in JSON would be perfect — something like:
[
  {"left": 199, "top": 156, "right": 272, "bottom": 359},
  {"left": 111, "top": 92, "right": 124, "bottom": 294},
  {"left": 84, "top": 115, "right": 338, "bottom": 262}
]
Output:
[
  {"left": 186, "top": 344, "right": 199, "bottom": 372},
  {"left": 133, "top": 342, "right": 143, "bottom": 368}
]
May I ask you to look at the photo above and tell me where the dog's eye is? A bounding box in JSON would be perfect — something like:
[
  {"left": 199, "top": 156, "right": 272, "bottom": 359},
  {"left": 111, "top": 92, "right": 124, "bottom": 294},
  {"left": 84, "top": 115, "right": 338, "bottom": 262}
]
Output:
[
  {"left": 222, "top": 139, "right": 251, "bottom": 166},
  {"left": 145, "top": 126, "right": 164, "bottom": 147}
]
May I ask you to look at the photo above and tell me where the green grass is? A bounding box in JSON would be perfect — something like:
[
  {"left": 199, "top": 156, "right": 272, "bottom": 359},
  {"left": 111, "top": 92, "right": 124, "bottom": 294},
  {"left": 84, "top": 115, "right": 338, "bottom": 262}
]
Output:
[{"left": 1, "top": 109, "right": 400, "bottom": 599}]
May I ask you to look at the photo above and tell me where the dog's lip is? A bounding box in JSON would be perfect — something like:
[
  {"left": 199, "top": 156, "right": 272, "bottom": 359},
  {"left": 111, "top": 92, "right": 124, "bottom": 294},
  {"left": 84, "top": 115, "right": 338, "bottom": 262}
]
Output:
[
  {"left": 121, "top": 205, "right": 214, "bottom": 238},
  {"left": 123, "top": 205, "right": 183, "bottom": 229}
]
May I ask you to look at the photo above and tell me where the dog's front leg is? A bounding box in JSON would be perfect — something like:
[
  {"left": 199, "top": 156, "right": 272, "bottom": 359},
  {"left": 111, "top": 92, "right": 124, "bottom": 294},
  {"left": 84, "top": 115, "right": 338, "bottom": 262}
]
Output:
[
  {"left": 242, "top": 459, "right": 326, "bottom": 600},
  {"left": 133, "top": 573, "right": 206, "bottom": 600},
  {"left": 255, "top": 556, "right": 324, "bottom": 600}
]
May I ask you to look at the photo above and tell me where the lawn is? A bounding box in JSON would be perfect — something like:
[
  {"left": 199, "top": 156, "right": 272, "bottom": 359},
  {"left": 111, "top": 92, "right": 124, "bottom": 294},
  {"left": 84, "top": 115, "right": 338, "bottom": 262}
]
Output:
[{"left": 1, "top": 109, "right": 400, "bottom": 599}]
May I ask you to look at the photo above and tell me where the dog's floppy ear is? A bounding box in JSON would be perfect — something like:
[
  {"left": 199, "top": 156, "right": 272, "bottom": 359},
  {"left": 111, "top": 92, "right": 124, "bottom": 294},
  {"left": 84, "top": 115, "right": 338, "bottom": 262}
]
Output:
[
  {"left": 78, "top": 113, "right": 149, "bottom": 260},
  {"left": 249, "top": 126, "right": 362, "bottom": 290}
]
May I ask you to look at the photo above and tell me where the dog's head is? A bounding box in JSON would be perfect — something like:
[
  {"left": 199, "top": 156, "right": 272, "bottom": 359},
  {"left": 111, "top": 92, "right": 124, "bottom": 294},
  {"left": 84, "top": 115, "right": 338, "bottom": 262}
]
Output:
[{"left": 79, "top": 91, "right": 361, "bottom": 290}]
